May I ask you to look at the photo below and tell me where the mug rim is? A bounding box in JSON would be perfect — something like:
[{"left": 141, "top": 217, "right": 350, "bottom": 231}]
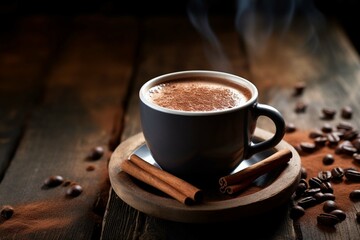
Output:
[{"left": 139, "top": 70, "right": 258, "bottom": 116}]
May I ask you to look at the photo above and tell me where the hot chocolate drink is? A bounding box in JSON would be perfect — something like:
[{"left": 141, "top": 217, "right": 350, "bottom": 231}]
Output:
[{"left": 145, "top": 76, "right": 252, "bottom": 112}]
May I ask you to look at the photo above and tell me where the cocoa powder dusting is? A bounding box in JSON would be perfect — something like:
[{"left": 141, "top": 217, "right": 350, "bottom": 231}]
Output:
[{"left": 0, "top": 200, "right": 74, "bottom": 236}]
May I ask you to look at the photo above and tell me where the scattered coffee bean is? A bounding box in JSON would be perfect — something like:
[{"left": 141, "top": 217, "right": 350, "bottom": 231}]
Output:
[
  {"left": 314, "top": 137, "right": 328, "bottom": 147},
  {"left": 300, "top": 142, "right": 317, "bottom": 153},
  {"left": 331, "top": 167, "right": 344, "bottom": 181},
  {"left": 341, "top": 145, "right": 358, "bottom": 156},
  {"left": 322, "top": 108, "right": 336, "bottom": 120},
  {"left": 349, "top": 190, "right": 360, "bottom": 200},
  {"left": 318, "top": 170, "right": 332, "bottom": 182},
  {"left": 87, "top": 146, "right": 104, "bottom": 160},
  {"left": 327, "top": 133, "right": 340, "bottom": 147},
  {"left": 321, "top": 123, "right": 333, "bottom": 133},
  {"left": 309, "top": 129, "right": 324, "bottom": 139},
  {"left": 295, "top": 182, "right": 307, "bottom": 197},
  {"left": 43, "top": 175, "right": 64, "bottom": 188},
  {"left": 293, "top": 81, "right": 306, "bottom": 96},
  {"left": 323, "top": 193, "right": 336, "bottom": 201},
  {"left": 295, "top": 101, "right": 307, "bottom": 113},
  {"left": 86, "top": 165, "right": 95, "bottom": 171},
  {"left": 290, "top": 205, "right": 305, "bottom": 219},
  {"left": 343, "top": 130, "right": 359, "bottom": 141},
  {"left": 297, "top": 196, "right": 318, "bottom": 209},
  {"left": 66, "top": 184, "right": 83, "bottom": 197},
  {"left": 323, "top": 154, "right": 335, "bottom": 165},
  {"left": 345, "top": 169, "right": 360, "bottom": 182},
  {"left": 320, "top": 182, "right": 333, "bottom": 194},
  {"left": 303, "top": 188, "right": 321, "bottom": 197},
  {"left": 323, "top": 200, "right": 337, "bottom": 213},
  {"left": 299, "top": 178, "right": 308, "bottom": 188},
  {"left": 309, "top": 177, "right": 323, "bottom": 188},
  {"left": 330, "top": 209, "right": 346, "bottom": 222},
  {"left": 314, "top": 192, "right": 326, "bottom": 203},
  {"left": 317, "top": 213, "right": 340, "bottom": 226},
  {"left": 285, "top": 123, "right": 297, "bottom": 133},
  {"left": 352, "top": 139, "right": 360, "bottom": 150},
  {"left": 1, "top": 205, "right": 14, "bottom": 220},
  {"left": 357, "top": 212, "right": 360, "bottom": 223},
  {"left": 300, "top": 167, "right": 308, "bottom": 180},
  {"left": 353, "top": 153, "right": 360, "bottom": 164},
  {"left": 341, "top": 106, "right": 353, "bottom": 119},
  {"left": 337, "top": 121, "right": 354, "bottom": 131}
]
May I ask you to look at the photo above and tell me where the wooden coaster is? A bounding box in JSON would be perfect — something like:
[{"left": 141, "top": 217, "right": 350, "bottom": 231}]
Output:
[{"left": 109, "top": 128, "right": 301, "bottom": 223}]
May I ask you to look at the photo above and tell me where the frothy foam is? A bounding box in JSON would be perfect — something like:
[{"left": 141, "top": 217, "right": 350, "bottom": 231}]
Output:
[{"left": 145, "top": 77, "right": 252, "bottom": 112}]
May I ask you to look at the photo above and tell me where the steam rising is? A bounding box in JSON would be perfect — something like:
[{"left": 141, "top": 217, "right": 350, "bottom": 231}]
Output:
[{"left": 187, "top": 0, "right": 327, "bottom": 69}]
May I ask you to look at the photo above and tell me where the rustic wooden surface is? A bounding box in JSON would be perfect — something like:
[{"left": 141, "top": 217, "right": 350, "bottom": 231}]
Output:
[{"left": 0, "top": 13, "right": 360, "bottom": 240}]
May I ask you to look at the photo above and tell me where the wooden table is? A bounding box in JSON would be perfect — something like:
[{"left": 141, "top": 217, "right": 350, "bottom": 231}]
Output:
[{"left": 1, "top": 12, "right": 360, "bottom": 239}]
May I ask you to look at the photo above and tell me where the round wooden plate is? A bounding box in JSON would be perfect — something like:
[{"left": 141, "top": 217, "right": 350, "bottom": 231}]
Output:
[{"left": 109, "top": 128, "right": 301, "bottom": 223}]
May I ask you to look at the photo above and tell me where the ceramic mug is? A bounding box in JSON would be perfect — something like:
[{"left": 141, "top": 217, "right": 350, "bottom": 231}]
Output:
[{"left": 139, "top": 70, "right": 285, "bottom": 183}]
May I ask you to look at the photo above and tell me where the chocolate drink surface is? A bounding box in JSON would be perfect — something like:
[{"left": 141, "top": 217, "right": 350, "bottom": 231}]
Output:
[{"left": 145, "top": 77, "right": 252, "bottom": 112}]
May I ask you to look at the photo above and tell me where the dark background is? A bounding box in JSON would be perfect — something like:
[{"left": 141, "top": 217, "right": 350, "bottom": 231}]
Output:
[{"left": 0, "top": 0, "right": 359, "bottom": 52}]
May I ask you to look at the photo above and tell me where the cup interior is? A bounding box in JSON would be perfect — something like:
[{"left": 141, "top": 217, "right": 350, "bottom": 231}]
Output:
[{"left": 139, "top": 70, "right": 258, "bottom": 116}]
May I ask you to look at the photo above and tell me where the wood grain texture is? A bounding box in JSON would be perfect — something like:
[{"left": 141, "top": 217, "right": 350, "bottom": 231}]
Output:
[
  {"left": 0, "top": 16, "right": 68, "bottom": 181},
  {"left": 0, "top": 16, "right": 138, "bottom": 239}
]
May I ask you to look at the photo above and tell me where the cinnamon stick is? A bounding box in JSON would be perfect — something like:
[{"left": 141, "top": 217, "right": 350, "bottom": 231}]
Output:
[
  {"left": 120, "top": 154, "right": 202, "bottom": 204},
  {"left": 219, "top": 149, "right": 293, "bottom": 189}
]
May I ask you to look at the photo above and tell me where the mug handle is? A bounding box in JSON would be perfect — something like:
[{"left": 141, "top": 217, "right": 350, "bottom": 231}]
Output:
[{"left": 245, "top": 103, "right": 286, "bottom": 159}]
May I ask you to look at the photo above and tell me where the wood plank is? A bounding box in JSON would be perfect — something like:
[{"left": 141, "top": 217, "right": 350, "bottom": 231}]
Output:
[
  {"left": 0, "top": 16, "right": 138, "bottom": 239},
  {"left": 0, "top": 16, "right": 68, "bottom": 181},
  {"left": 101, "top": 16, "right": 295, "bottom": 240}
]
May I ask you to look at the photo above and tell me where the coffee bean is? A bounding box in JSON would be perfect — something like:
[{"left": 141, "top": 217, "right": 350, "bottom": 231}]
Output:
[
  {"left": 66, "top": 184, "right": 83, "bottom": 197},
  {"left": 301, "top": 167, "right": 308, "bottom": 179},
  {"left": 317, "top": 213, "right": 340, "bottom": 226},
  {"left": 353, "top": 153, "right": 360, "bottom": 164},
  {"left": 314, "top": 137, "right": 328, "bottom": 147},
  {"left": 349, "top": 190, "right": 360, "bottom": 200},
  {"left": 320, "top": 182, "right": 333, "bottom": 194},
  {"left": 318, "top": 170, "right": 332, "bottom": 182},
  {"left": 314, "top": 192, "right": 326, "bottom": 203},
  {"left": 343, "top": 130, "right": 359, "bottom": 141},
  {"left": 352, "top": 139, "right": 360, "bottom": 151},
  {"left": 337, "top": 121, "right": 354, "bottom": 131},
  {"left": 295, "top": 183, "right": 307, "bottom": 197},
  {"left": 330, "top": 209, "right": 346, "bottom": 221},
  {"left": 341, "top": 145, "right": 358, "bottom": 156},
  {"left": 309, "top": 129, "right": 324, "bottom": 139},
  {"left": 299, "top": 178, "right": 308, "bottom": 188},
  {"left": 323, "top": 154, "right": 335, "bottom": 165},
  {"left": 285, "top": 123, "right": 296, "bottom": 133},
  {"left": 322, "top": 108, "right": 336, "bottom": 120},
  {"left": 309, "top": 177, "right": 323, "bottom": 188},
  {"left": 331, "top": 167, "right": 344, "bottom": 181},
  {"left": 357, "top": 212, "right": 360, "bottom": 223},
  {"left": 300, "top": 142, "right": 317, "bottom": 153},
  {"left": 297, "top": 196, "right": 318, "bottom": 209},
  {"left": 345, "top": 169, "right": 360, "bottom": 182},
  {"left": 87, "top": 146, "right": 104, "bottom": 160},
  {"left": 1, "top": 205, "right": 14, "bottom": 220},
  {"left": 323, "top": 200, "right": 337, "bottom": 213},
  {"left": 293, "top": 81, "right": 306, "bottom": 96},
  {"left": 341, "top": 106, "right": 353, "bottom": 119},
  {"left": 303, "top": 188, "right": 321, "bottom": 197},
  {"left": 43, "top": 175, "right": 64, "bottom": 188},
  {"left": 327, "top": 133, "right": 340, "bottom": 147},
  {"left": 322, "top": 123, "right": 333, "bottom": 133},
  {"left": 290, "top": 205, "right": 305, "bottom": 219},
  {"left": 323, "top": 193, "right": 336, "bottom": 201},
  {"left": 295, "top": 101, "right": 307, "bottom": 113}
]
